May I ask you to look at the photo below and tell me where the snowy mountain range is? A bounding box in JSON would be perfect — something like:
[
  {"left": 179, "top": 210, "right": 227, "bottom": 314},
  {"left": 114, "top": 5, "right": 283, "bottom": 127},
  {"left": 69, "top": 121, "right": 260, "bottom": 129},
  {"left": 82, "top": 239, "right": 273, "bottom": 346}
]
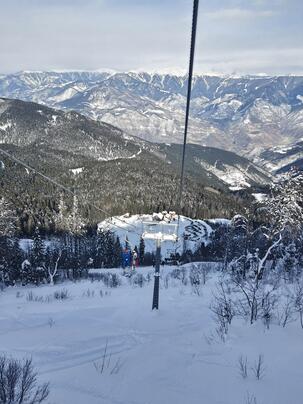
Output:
[{"left": 1, "top": 71, "right": 303, "bottom": 170}]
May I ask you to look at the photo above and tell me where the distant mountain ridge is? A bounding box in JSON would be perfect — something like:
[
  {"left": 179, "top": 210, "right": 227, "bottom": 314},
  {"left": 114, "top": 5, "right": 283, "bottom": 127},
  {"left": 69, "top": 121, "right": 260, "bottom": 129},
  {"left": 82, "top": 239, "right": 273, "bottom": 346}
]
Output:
[{"left": 1, "top": 71, "right": 303, "bottom": 168}]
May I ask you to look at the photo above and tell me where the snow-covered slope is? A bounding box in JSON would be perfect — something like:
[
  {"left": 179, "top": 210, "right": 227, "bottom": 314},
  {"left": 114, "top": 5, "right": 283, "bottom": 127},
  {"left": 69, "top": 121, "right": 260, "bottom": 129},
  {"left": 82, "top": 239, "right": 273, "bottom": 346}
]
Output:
[
  {"left": 160, "top": 143, "right": 271, "bottom": 190},
  {"left": 1, "top": 268, "right": 303, "bottom": 404}
]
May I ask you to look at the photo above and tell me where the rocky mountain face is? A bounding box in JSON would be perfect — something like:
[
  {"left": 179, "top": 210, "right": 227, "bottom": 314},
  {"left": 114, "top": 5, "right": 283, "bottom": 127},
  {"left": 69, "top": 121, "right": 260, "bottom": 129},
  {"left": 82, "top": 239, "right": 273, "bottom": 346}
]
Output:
[
  {"left": 0, "top": 98, "right": 270, "bottom": 233},
  {"left": 1, "top": 71, "right": 303, "bottom": 167}
]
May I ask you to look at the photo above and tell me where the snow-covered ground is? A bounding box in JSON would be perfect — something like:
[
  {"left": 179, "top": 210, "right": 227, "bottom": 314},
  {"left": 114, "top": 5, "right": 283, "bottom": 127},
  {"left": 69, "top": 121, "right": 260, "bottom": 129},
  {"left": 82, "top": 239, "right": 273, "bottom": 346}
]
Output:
[{"left": 1, "top": 265, "right": 302, "bottom": 404}]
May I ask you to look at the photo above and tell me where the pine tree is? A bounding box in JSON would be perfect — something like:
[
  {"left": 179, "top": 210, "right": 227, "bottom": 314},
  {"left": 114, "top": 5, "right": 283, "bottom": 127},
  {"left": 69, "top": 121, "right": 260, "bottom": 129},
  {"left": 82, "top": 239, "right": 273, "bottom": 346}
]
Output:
[
  {"left": 113, "top": 236, "right": 122, "bottom": 268},
  {"left": 0, "top": 197, "right": 16, "bottom": 237},
  {"left": 54, "top": 194, "right": 68, "bottom": 232},
  {"left": 31, "top": 228, "right": 45, "bottom": 268},
  {"left": 125, "top": 235, "right": 130, "bottom": 250},
  {"left": 139, "top": 237, "right": 145, "bottom": 265},
  {"left": 7, "top": 238, "right": 24, "bottom": 283},
  {"left": 104, "top": 232, "right": 115, "bottom": 268}
]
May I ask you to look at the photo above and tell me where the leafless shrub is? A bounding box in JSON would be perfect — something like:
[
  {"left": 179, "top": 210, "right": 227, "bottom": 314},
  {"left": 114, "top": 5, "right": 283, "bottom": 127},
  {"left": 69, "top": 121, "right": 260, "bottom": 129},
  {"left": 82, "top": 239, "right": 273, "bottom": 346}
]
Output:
[
  {"left": 277, "top": 296, "right": 294, "bottom": 327},
  {"left": 110, "top": 358, "right": 123, "bottom": 375},
  {"left": 90, "top": 272, "right": 122, "bottom": 288},
  {"left": 170, "top": 267, "right": 187, "bottom": 285},
  {"left": 26, "top": 291, "right": 44, "bottom": 303},
  {"left": 211, "top": 281, "right": 234, "bottom": 337},
  {"left": 198, "top": 262, "right": 211, "bottom": 284},
  {"left": 93, "top": 340, "right": 109, "bottom": 375},
  {"left": 231, "top": 273, "right": 279, "bottom": 325},
  {"left": 163, "top": 275, "right": 169, "bottom": 289},
  {"left": 189, "top": 264, "right": 203, "bottom": 295},
  {"left": 293, "top": 282, "right": 303, "bottom": 329},
  {"left": 251, "top": 354, "right": 265, "bottom": 380},
  {"left": 131, "top": 273, "right": 145, "bottom": 288},
  {"left": 82, "top": 288, "right": 95, "bottom": 298},
  {"left": 47, "top": 317, "right": 55, "bottom": 328},
  {"left": 53, "top": 288, "right": 69, "bottom": 300},
  {"left": 192, "top": 284, "right": 202, "bottom": 296},
  {"left": 261, "top": 291, "right": 278, "bottom": 329},
  {"left": 215, "top": 324, "right": 227, "bottom": 343},
  {"left": 189, "top": 264, "right": 201, "bottom": 286},
  {"left": 93, "top": 340, "right": 123, "bottom": 376},
  {"left": 238, "top": 355, "right": 248, "bottom": 379},
  {"left": 0, "top": 356, "right": 49, "bottom": 403},
  {"left": 245, "top": 392, "right": 258, "bottom": 404},
  {"left": 44, "top": 295, "right": 52, "bottom": 303},
  {"left": 204, "top": 333, "right": 215, "bottom": 346}
]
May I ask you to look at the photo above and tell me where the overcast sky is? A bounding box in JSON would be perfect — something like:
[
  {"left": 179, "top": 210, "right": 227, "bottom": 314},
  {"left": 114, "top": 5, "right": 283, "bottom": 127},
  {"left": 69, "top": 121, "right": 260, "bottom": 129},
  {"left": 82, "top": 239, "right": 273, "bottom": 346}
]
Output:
[{"left": 1, "top": 0, "right": 302, "bottom": 75}]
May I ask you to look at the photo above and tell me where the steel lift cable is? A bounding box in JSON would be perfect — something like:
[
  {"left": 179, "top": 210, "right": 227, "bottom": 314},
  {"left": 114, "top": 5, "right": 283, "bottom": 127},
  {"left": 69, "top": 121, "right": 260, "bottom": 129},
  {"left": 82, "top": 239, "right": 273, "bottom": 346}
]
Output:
[{"left": 176, "top": 0, "right": 200, "bottom": 243}]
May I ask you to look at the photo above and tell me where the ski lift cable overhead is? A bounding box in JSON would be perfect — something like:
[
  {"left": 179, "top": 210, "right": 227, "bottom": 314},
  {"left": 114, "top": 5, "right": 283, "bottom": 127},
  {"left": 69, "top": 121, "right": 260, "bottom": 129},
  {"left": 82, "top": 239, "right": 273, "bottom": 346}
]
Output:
[
  {"left": 177, "top": 0, "right": 199, "bottom": 238},
  {"left": 0, "top": 146, "right": 153, "bottom": 246}
]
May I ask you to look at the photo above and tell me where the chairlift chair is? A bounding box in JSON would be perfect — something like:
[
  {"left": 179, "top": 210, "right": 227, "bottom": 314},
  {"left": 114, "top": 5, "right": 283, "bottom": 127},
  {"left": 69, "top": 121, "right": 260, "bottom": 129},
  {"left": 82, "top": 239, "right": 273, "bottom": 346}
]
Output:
[{"left": 141, "top": 221, "right": 177, "bottom": 242}]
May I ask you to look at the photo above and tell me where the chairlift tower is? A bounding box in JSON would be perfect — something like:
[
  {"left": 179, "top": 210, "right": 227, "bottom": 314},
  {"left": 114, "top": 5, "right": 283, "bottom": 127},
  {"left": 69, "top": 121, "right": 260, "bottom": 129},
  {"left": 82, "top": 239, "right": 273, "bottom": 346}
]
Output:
[{"left": 142, "top": 222, "right": 177, "bottom": 310}]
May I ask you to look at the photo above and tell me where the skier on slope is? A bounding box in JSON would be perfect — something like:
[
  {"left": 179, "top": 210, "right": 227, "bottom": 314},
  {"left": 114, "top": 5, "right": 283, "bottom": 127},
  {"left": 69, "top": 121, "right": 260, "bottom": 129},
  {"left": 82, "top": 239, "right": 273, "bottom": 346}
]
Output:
[{"left": 132, "top": 250, "right": 138, "bottom": 270}]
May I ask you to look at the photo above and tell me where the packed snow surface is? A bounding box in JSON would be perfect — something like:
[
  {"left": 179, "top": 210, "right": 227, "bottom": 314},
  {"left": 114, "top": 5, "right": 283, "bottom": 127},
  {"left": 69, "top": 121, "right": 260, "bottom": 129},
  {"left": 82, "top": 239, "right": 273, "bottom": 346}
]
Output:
[
  {"left": 252, "top": 193, "right": 267, "bottom": 202},
  {"left": 70, "top": 167, "right": 84, "bottom": 175},
  {"left": 0, "top": 265, "right": 302, "bottom": 404}
]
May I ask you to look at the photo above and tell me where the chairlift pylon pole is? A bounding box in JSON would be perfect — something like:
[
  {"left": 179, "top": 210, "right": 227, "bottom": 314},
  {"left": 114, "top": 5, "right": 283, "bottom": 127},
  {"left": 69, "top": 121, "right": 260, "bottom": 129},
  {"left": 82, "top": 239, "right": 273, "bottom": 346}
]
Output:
[
  {"left": 142, "top": 222, "right": 177, "bottom": 310},
  {"left": 152, "top": 238, "right": 161, "bottom": 310}
]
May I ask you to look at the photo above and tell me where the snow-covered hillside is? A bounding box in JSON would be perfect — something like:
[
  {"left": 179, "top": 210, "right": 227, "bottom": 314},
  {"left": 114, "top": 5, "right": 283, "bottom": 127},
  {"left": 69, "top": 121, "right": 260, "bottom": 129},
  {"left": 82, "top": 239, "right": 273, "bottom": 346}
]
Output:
[
  {"left": 257, "top": 139, "right": 303, "bottom": 173},
  {"left": 99, "top": 213, "right": 229, "bottom": 257}
]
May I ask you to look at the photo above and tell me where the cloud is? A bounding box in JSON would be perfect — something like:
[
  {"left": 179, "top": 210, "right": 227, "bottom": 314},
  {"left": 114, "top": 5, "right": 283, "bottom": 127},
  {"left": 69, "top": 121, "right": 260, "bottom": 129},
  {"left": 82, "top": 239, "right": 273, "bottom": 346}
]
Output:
[
  {"left": 0, "top": 0, "right": 302, "bottom": 75},
  {"left": 204, "top": 8, "right": 276, "bottom": 20}
]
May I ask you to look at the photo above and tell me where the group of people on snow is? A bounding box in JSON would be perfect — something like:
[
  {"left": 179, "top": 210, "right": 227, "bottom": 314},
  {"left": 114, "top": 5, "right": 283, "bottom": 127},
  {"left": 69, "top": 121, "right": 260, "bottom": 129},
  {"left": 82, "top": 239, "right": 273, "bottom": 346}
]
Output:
[{"left": 122, "top": 248, "right": 138, "bottom": 270}]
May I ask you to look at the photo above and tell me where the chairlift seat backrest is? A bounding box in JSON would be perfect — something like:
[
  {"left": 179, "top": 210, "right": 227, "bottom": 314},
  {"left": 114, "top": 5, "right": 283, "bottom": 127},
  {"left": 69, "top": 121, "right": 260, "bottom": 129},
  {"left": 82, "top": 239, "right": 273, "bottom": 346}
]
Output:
[{"left": 142, "top": 221, "right": 177, "bottom": 241}]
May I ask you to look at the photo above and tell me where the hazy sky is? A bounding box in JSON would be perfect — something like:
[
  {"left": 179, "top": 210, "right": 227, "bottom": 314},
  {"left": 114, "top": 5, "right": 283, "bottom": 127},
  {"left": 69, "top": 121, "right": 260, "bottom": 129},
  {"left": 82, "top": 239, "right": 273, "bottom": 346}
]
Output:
[{"left": 1, "top": 0, "right": 303, "bottom": 75}]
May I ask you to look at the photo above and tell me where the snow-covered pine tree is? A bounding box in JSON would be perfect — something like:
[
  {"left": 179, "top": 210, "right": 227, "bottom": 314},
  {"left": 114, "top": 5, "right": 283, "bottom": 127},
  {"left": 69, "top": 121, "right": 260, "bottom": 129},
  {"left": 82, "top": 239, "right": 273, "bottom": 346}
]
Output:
[
  {"left": 104, "top": 231, "right": 115, "bottom": 268},
  {"left": 139, "top": 236, "right": 145, "bottom": 265},
  {"left": 0, "top": 197, "right": 16, "bottom": 237},
  {"left": 54, "top": 194, "right": 69, "bottom": 232},
  {"left": 113, "top": 236, "right": 122, "bottom": 268},
  {"left": 255, "top": 169, "right": 303, "bottom": 278},
  {"left": 0, "top": 198, "right": 18, "bottom": 285},
  {"left": 31, "top": 228, "right": 45, "bottom": 268},
  {"left": 125, "top": 235, "right": 130, "bottom": 251},
  {"left": 6, "top": 238, "right": 24, "bottom": 283}
]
